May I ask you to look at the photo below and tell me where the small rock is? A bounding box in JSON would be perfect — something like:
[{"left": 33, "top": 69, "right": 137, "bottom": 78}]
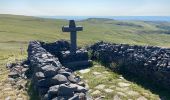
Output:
[
  {"left": 93, "top": 72, "right": 102, "bottom": 76},
  {"left": 95, "top": 84, "right": 105, "bottom": 90},
  {"left": 118, "top": 82, "right": 131, "bottom": 87},
  {"left": 5, "top": 96, "right": 11, "bottom": 100},
  {"left": 79, "top": 69, "right": 90, "bottom": 74},
  {"left": 102, "top": 71, "right": 109, "bottom": 74},
  {"left": 137, "top": 96, "right": 148, "bottom": 100},
  {"left": 104, "top": 89, "right": 113, "bottom": 93},
  {"left": 127, "top": 91, "right": 139, "bottom": 96},
  {"left": 115, "top": 87, "right": 129, "bottom": 92},
  {"left": 91, "top": 90, "right": 101, "bottom": 95},
  {"left": 3, "top": 87, "right": 12, "bottom": 91},
  {"left": 51, "top": 74, "right": 68, "bottom": 84},
  {"left": 35, "top": 72, "right": 45, "bottom": 80},
  {"left": 117, "top": 92, "right": 127, "bottom": 97},
  {"left": 8, "top": 71, "right": 19, "bottom": 78},
  {"left": 113, "top": 95, "right": 121, "bottom": 100},
  {"left": 119, "top": 76, "right": 125, "bottom": 80},
  {"left": 68, "top": 75, "right": 77, "bottom": 83},
  {"left": 79, "top": 93, "right": 86, "bottom": 99},
  {"left": 78, "top": 81, "right": 85, "bottom": 87},
  {"left": 16, "top": 98, "right": 23, "bottom": 100},
  {"left": 41, "top": 65, "right": 58, "bottom": 77},
  {"left": 70, "top": 83, "right": 88, "bottom": 93}
]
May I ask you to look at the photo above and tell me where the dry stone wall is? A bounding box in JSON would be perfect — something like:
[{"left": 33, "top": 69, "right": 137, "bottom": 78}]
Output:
[
  {"left": 27, "top": 41, "right": 88, "bottom": 100},
  {"left": 89, "top": 41, "right": 170, "bottom": 89}
]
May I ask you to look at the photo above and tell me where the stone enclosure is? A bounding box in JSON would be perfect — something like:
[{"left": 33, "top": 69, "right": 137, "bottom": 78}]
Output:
[
  {"left": 8, "top": 40, "right": 170, "bottom": 100},
  {"left": 27, "top": 40, "right": 90, "bottom": 100},
  {"left": 89, "top": 41, "right": 170, "bottom": 89}
]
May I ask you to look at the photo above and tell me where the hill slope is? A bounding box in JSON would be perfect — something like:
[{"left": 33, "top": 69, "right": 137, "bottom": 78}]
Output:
[
  {"left": 0, "top": 14, "right": 170, "bottom": 60},
  {"left": 0, "top": 14, "right": 170, "bottom": 100}
]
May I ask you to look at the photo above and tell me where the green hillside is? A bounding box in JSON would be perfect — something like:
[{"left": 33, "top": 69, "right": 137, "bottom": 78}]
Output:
[
  {"left": 1, "top": 14, "right": 170, "bottom": 64},
  {"left": 0, "top": 14, "right": 170, "bottom": 99},
  {"left": 1, "top": 14, "right": 170, "bottom": 50}
]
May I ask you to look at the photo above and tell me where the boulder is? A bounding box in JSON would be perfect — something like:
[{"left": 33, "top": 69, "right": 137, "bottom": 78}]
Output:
[
  {"left": 51, "top": 74, "right": 68, "bottom": 85},
  {"left": 69, "top": 84, "right": 88, "bottom": 93},
  {"left": 40, "top": 65, "right": 59, "bottom": 77}
]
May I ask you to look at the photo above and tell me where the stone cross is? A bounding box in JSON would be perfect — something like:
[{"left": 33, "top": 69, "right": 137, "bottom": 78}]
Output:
[{"left": 62, "top": 20, "right": 83, "bottom": 53}]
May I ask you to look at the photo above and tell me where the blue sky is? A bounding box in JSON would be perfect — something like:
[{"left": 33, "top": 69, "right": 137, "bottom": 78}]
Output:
[{"left": 0, "top": 0, "right": 170, "bottom": 16}]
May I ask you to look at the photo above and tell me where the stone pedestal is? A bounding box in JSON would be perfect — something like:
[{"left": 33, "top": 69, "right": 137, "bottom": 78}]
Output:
[{"left": 60, "top": 49, "right": 92, "bottom": 70}]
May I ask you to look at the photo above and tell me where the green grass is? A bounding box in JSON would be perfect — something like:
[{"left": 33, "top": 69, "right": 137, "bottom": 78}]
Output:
[
  {"left": 0, "top": 14, "right": 170, "bottom": 99},
  {"left": 76, "top": 62, "right": 160, "bottom": 100}
]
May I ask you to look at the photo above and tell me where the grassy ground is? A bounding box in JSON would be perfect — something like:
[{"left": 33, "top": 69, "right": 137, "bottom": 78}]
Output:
[
  {"left": 76, "top": 62, "right": 161, "bottom": 100},
  {"left": 0, "top": 14, "right": 170, "bottom": 99}
]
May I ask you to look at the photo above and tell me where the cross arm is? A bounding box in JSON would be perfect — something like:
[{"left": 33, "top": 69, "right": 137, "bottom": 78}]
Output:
[{"left": 62, "top": 26, "right": 83, "bottom": 32}]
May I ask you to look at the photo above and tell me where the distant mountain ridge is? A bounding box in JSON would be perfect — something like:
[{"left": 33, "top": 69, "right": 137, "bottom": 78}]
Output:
[
  {"left": 0, "top": 14, "right": 170, "bottom": 48},
  {"left": 40, "top": 16, "right": 170, "bottom": 22}
]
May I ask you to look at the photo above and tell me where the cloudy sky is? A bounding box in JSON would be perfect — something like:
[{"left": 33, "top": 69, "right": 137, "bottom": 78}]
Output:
[{"left": 0, "top": 0, "right": 170, "bottom": 16}]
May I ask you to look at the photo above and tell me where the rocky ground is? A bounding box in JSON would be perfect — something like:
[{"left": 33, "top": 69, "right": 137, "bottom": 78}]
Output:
[
  {"left": 0, "top": 59, "right": 29, "bottom": 100},
  {"left": 76, "top": 62, "right": 161, "bottom": 100},
  {"left": 0, "top": 61, "right": 168, "bottom": 100}
]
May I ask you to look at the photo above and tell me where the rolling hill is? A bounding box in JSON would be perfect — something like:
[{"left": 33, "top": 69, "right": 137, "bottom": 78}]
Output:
[{"left": 0, "top": 14, "right": 170, "bottom": 99}]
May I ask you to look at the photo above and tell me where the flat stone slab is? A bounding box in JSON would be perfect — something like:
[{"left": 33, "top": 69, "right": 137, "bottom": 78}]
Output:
[
  {"left": 137, "top": 96, "right": 148, "bottom": 100},
  {"left": 93, "top": 72, "right": 102, "bottom": 76},
  {"left": 127, "top": 91, "right": 140, "bottom": 96},
  {"left": 115, "top": 87, "right": 129, "bottom": 92},
  {"left": 79, "top": 69, "right": 90, "bottom": 74},
  {"left": 118, "top": 82, "right": 131, "bottom": 87},
  {"left": 91, "top": 90, "right": 101, "bottom": 95},
  {"left": 95, "top": 84, "right": 105, "bottom": 90},
  {"left": 104, "top": 89, "right": 113, "bottom": 93}
]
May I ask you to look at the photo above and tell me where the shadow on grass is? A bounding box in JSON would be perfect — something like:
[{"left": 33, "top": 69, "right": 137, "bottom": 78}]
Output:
[
  {"left": 119, "top": 72, "right": 170, "bottom": 100},
  {"left": 96, "top": 60, "right": 170, "bottom": 100},
  {"left": 26, "top": 80, "right": 40, "bottom": 100}
]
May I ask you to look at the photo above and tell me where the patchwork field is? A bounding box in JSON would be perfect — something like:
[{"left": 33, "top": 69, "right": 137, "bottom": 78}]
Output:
[{"left": 0, "top": 14, "right": 170, "bottom": 100}]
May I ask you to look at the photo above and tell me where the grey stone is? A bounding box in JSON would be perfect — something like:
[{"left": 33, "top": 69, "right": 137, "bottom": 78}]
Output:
[
  {"left": 51, "top": 74, "right": 68, "bottom": 85},
  {"left": 69, "top": 83, "right": 88, "bottom": 93},
  {"left": 68, "top": 94, "right": 79, "bottom": 100},
  {"left": 62, "top": 20, "right": 83, "bottom": 53},
  {"left": 8, "top": 71, "right": 19, "bottom": 78},
  {"left": 37, "top": 79, "right": 51, "bottom": 87},
  {"left": 68, "top": 75, "right": 77, "bottom": 83},
  {"left": 58, "top": 84, "right": 76, "bottom": 96},
  {"left": 41, "top": 65, "right": 58, "bottom": 77},
  {"left": 35, "top": 72, "right": 45, "bottom": 80}
]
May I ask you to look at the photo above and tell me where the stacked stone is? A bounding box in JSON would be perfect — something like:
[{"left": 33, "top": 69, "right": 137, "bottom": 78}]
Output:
[
  {"left": 27, "top": 41, "right": 88, "bottom": 100},
  {"left": 41, "top": 40, "right": 70, "bottom": 57},
  {"left": 89, "top": 41, "right": 170, "bottom": 89}
]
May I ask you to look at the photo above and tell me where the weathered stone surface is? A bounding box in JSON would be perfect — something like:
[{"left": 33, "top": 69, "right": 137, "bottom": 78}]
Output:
[
  {"left": 40, "top": 65, "right": 59, "bottom": 77},
  {"left": 35, "top": 72, "right": 45, "bottom": 80},
  {"left": 51, "top": 74, "right": 68, "bottom": 85},
  {"left": 68, "top": 75, "right": 77, "bottom": 83},
  {"left": 70, "top": 83, "right": 88, "bottom": 93}
]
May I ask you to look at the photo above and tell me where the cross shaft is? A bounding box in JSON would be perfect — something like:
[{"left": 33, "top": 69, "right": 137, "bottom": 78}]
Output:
[{"left": 62, "top": 20, "right": 83, "bottom": 53}]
